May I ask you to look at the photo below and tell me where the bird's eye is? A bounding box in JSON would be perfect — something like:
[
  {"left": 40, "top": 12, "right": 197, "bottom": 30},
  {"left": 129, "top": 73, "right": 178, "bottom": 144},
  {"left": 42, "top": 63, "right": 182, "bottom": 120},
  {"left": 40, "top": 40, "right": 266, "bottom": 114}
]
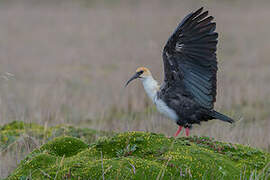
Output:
[{"left": 137, "top": 70, "right": 144, "bottom": 75}]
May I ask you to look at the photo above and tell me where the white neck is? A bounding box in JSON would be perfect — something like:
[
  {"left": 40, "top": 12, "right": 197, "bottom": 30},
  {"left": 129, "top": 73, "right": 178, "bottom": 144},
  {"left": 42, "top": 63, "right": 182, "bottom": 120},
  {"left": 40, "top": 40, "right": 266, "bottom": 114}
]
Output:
[{"left": 141, "top": 76, "right": 159, "bottom": 102}]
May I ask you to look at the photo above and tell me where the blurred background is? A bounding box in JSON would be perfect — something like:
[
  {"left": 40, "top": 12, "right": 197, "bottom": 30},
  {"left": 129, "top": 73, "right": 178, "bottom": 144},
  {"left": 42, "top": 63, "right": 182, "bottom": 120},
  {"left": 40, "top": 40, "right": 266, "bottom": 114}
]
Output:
[{"left": 0, "top": 0, "right": 270, "bottom": 176}]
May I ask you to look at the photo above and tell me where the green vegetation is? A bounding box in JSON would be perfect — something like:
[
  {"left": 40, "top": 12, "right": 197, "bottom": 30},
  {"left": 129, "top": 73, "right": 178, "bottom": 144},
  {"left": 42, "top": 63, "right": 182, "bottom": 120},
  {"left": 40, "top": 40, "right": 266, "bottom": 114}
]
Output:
[
  {"left": 5, "top": 124, "right": 270, "bottom": 179},
  {"left": 0, "top": 121, "right": 112, "bottom": 152}
]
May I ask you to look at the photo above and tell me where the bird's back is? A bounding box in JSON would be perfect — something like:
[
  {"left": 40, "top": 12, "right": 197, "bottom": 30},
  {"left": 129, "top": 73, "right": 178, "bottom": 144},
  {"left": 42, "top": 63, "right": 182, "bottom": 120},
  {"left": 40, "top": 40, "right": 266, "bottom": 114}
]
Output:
[{"left": 158, "top": 83, "right": 213, "bottom": 127}]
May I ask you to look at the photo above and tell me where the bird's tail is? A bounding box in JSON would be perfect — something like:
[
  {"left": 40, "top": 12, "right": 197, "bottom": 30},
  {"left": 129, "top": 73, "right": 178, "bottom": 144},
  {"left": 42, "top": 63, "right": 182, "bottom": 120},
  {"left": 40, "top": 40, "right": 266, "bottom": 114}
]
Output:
[{"left": 210, "top": 110, "right": 234, "bottom": 123}]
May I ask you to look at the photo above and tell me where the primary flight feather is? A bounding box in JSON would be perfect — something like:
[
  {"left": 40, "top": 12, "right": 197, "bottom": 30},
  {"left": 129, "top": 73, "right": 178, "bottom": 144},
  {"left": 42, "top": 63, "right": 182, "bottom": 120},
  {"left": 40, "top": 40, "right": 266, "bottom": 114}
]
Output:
[{"left": 126, "top": 7, "right": 234, "bottom": 137}]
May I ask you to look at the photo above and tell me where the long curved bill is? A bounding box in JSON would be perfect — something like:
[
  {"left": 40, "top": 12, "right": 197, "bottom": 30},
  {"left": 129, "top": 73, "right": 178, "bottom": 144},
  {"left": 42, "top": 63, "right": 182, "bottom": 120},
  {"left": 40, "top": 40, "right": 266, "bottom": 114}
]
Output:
[{"left": 125, "top": 72, "right": 140, "bottom": 87}]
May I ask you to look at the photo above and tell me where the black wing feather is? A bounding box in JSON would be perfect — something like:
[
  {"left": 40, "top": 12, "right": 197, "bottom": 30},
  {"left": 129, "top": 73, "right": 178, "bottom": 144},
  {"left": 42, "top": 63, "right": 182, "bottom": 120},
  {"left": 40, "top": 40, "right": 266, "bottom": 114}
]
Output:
[{"left": 162, "top": 7, "right": 218, "bottom": 109}]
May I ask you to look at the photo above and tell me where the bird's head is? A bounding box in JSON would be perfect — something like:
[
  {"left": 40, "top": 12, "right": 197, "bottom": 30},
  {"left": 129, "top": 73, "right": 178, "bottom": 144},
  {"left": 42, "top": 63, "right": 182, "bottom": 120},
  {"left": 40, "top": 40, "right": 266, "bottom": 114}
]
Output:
[{"left": 125, "top": 67, "right": 151, "bottom": 87}]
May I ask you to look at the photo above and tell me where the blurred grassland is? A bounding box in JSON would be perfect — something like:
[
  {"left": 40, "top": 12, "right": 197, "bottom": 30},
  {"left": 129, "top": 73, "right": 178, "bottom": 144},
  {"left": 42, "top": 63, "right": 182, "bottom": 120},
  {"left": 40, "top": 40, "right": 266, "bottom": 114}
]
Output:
[{"left": 0, "top": 0, "right": 270, "bottom": 177}]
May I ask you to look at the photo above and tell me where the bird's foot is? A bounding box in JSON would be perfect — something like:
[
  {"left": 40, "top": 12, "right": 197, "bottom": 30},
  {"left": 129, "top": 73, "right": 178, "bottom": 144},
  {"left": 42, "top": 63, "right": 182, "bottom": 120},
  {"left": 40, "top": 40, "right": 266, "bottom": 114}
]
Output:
[
  {"left": 185, "top": 128, "right": 189, "bottom": 136},
  {"left": 174, "top": 126, "right": 183, "bottom": 137}
]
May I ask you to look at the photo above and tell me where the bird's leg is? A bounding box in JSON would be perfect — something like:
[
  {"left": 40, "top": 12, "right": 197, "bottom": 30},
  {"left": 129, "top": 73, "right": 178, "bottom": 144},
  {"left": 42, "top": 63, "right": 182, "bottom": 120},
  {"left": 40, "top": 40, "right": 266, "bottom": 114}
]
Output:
[
  {"left": 185, "top": 128, "right": 190, "bottom": 136},
  {"left": 174, "top": 126, "right": 183, "bottom": 137}
]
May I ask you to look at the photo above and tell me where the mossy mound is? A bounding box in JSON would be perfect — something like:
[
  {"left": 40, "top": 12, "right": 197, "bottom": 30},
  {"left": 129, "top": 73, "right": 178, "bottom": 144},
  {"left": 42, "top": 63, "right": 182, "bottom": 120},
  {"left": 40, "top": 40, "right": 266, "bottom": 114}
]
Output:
[
  {"left": 0, "top": 121, "right": 112, "bottom": 151},
  {"left": 38, "top": 136, "right": 88, "bottom": 157},
  {"left": 8, "top": 132, "right": 270, "bottom": 180}
]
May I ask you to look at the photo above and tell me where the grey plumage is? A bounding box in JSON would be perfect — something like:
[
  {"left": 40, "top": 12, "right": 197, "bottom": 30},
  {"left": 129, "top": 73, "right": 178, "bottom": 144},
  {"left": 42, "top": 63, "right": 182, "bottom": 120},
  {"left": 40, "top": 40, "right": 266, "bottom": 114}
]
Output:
[
  {"left": 125, "top": 7, "right": 234, "bottom": 133},
  {"left": 159, "top": 7, "right": 234, "bottom": 128}
]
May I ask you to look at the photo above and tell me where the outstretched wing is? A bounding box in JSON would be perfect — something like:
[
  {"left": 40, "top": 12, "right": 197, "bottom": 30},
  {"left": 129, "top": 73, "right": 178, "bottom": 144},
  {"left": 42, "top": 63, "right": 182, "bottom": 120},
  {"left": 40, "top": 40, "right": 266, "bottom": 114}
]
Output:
[{"left": 162, "top": 7, "right": 218, "bottom": 109}]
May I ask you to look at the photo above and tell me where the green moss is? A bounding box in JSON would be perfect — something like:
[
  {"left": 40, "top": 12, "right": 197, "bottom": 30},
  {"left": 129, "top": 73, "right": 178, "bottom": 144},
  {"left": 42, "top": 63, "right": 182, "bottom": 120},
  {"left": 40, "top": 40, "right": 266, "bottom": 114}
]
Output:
[
  {"left": 0, "top": 121, "right": 112, "bottom": 151},
  {"left": 39, "top": 136, "right": 88, "bottom": 157},
  {"left": 8, "top": 132, "right": 270, "bottom": 180},
  {"left": 13, "top": 153, "right": 57, "bottom": 176}
]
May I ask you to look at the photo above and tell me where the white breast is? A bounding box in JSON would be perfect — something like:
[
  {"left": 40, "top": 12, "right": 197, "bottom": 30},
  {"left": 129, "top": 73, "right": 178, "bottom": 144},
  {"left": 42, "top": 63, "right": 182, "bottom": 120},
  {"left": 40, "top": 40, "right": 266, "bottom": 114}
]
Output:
[
  {"left": 154, "top": 96, "right": 178, "bottom": 122},
  {"left": 140, "top": 75, "right": 178, "bottom": 122}
]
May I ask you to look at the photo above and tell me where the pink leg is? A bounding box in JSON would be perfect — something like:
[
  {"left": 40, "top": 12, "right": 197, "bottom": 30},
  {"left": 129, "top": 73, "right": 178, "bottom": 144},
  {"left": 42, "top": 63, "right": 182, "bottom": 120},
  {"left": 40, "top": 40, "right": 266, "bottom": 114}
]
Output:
[
  {"left": 185, "top": 128, "right": 190, "bottom": 136},
  {"left": 174, "top": 126, "right": 183, "bottom": 137}
]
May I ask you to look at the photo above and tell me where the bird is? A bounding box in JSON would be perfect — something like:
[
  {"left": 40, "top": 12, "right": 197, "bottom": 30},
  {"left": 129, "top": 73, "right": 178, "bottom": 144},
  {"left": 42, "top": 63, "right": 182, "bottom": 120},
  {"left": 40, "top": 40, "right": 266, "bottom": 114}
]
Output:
[{"left": 125, "top": 7, "right": 234, "bottom": 137}]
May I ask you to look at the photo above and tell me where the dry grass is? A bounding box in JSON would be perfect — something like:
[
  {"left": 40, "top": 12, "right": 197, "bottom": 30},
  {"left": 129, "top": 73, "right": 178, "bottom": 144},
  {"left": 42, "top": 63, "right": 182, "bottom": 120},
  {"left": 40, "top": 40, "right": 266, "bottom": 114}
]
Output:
[{"left": 0, "top": 0, "right": 270, "bottom": 178}]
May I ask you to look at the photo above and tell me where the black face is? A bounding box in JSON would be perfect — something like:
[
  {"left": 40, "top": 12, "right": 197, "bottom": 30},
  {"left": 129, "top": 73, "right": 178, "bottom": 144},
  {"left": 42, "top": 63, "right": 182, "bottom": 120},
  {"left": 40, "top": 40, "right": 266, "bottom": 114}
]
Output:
[
  {"left": 125, "top": 71, "right": 144, "bottom": 87},
  {"left": 137, "top": 70, "right": 144, "bottom": 76}
]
